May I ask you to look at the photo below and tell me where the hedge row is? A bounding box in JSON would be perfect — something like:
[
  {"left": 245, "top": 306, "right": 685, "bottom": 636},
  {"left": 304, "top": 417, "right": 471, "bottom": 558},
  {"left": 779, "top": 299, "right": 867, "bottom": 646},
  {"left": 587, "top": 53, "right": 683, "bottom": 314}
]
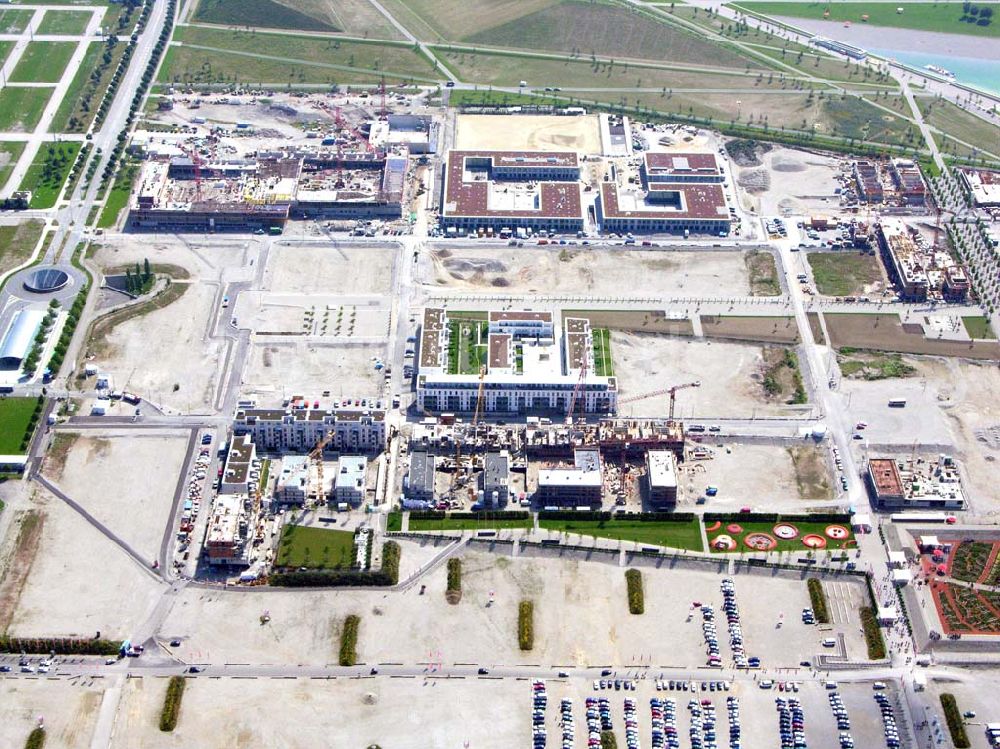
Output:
[
  {"left": 158, "top": 676, "right": 185, "bottom": 732},
  {"left": 446, "top": 558, "right": 461, "bottom": 595},
  {"left": 940, "top": 693, "right": 971, "bottom": 749},
  {"left": 25, "top": 727, "right": 45, "bottom": 749},
  {"left": 339, "top": 614, "right": 360, "bottom": 666},
  {"left": 538, "top": 511, "right": 696, "bottom": 523},
  {"left": 409, "top": 510, "right": 531, "bottom": 521},
  {"left": 270, "top": 570, "right": 393, "bottom": 587},
  {"left": 518, "top": 600, "right": 534, "bottom": 651},
  {"left": 807, "top": 578, "right": 830, "bottom": 624},
  {"left": 47, "top": 286, "right": 89, "bottom": 376},
  {"left": 703, "top": 512, "right": 851, "bottom": 524},
  {"left": 0, "top": 636, "right": 119, "bottom": 655},
  {"left": 859, "top": 607, "right": 886, "bottom": 660},
  {"left": 381, "top": 541, "right": 400, "bottom": 585},
  {"left": 625, "top": 569, "right": 644, "bottom": 615},
  {"left": 17, "top": 396, "right": 45, "bottom": 453}
]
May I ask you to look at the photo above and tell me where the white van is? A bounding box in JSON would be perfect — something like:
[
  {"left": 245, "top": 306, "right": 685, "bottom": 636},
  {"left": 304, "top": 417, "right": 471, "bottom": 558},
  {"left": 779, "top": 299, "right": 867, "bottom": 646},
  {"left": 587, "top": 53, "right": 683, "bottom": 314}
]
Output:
[{"left": 822, "top": 638, "right": 837, "bottom": 648}]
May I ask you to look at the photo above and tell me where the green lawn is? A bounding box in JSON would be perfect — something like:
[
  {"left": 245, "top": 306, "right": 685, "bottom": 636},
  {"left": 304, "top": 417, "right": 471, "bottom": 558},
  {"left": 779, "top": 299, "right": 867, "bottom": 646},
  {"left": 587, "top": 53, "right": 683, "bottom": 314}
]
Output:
[
  {"left": 275, "top": 524, "right": 358, "bottom": 569},
  {"left": 10, "top": 41, "right": 78, "bottom": 83},
  {"left": 0, "top": 9, "right": 34, "bottom": 34},
  {"left": 918, "top": 98, "right": 1000, "bottom": 158},
  {"left": 51, "top": 38, "right": 126, "bottom": 133},
  {"left": 0, "top": 41, "right": 12, "bottom": 69},
  {"left": 0, "top": 141, "right": 27, "bottom": 192},
  {"left": 706, "top": 519, "right": 854, "bottom": 553},
  {"left": 0, "top": 219, "right": 45, "bottom": 277},
  {"left": 807, "top": 251, "right": 883, "bottom": 297},
  {"left": 735, "top": 1, "right": 1000, "bottom": 38},
  {"left": 386, "top": 511, "right": 402, "bottom": 532},
  {"left": 37, "top": 9, "right": 91, "bottom": 35},
  {"left": 592, "top": 328, "right": 614, "bottom": 377},
  {"left": 963, "top": 316, "right": 997, "bottom": 340},
  {"left": 0, "top": 88, "right": 53, "bottom": 132},
  {"left": 539, "top": 517, "right": 705, "bottom": 551},
  {"left": 97, "top": 158, "right": 140, "bottom": 228},
  {"left": 0, "top": 398, "right": 41, "bottom": 455},
  {"left": 446, "top": 317, "right": 488, "bottom": 375},
  {"left": 19, "top": 142, "right": 82, "bottom": 209},
  {"left": 409, "top": 514, "right": 534, "bottom": 531},
  {"left": 193, "top": 0, "right": 341, "bottom": 32}
]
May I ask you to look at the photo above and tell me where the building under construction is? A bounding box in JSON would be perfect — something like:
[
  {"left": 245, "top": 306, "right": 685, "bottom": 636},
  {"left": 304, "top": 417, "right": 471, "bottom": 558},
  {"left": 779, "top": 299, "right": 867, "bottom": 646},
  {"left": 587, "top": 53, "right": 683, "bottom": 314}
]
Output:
[{"left": 875, "top": 218, "right": 969, "bottom": 302}]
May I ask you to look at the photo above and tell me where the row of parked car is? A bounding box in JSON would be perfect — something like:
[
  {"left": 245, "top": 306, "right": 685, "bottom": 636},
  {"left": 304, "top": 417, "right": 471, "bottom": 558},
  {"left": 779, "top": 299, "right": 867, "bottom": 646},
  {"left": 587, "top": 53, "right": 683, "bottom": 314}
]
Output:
[
  {"left": 594, "top": 678, "right": 640, "bottom": 691},
  {"left": 874, "top": 692, "right": 901, "bottom": 748},
  {"left": 828, "top": 691, "right": 854, "bottom": 749},
  {"left": 688, "top": 697, "right": 719, "bottom": 749},
  {"left": 650, "top": 697, "right": 678, "bottom": 749},
  {"left": 656, "top": 680, "right": 731, "bottom": 693},
  {"left": 775, "top": 697, "right": 808, "bottom": 749},
  {"left": 624, "top": 698, "right": 641, "bottom": 749},
  {"left": 721, "top": 578, "right": 752, "bottom": 669},
  {"left": 558, "top": 698, "right": 574, "bottom": 749},
  {"left": 584, "top": 696, "right": 610, "bottom": 747},
  {"left": 532, "top": 681, "right": 547, "bottom": 748},
  {"left": 726, "top": 696, "right": 742, "bottom": 749}
]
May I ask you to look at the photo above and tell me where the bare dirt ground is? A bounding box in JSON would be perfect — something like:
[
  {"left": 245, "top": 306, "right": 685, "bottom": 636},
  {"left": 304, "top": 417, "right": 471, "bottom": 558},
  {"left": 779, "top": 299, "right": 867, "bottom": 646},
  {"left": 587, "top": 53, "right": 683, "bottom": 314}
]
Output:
[
  {"left": 111, "top": 674, "right": 526, "bottom": 749},
  {"left": 611, "top": 334, "right": 796, "bottom": 417},
  {"left": 8, "top": 485, "right": 163, "bottom": 638},
  {"left": 243, "top": 341, "right": 386, "bottom": 400},
  {"left": 733, "top": 145, "right": 845, "bottom": 216},
  {"left": 0, "top": 679, "right": 105, "bottom": 749},
  {"left": 41, "top": 431, "right": 190, "bottom": 562},
  {"left": 159, "top": 544, "right": 862, "bottom": 668},
  {"left": 701, "top": 315, "right": 800, "bottom": 343},
  {"left": 679, "top": 444, "right": 804, "bottom": 509},
  {"left": 264, "top": 244, "right": 395, "bottom": 296},
  {"left": 420, "top": 247, "right": 752, "bottom": 298},
  {"left": 454, "top": 113, "right": 602, "bottom": 152}
]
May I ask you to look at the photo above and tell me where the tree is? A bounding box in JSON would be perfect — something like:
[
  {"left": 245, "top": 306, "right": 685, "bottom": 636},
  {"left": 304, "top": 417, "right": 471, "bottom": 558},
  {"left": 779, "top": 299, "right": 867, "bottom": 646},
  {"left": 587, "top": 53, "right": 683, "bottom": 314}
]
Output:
[{"left": 143, "top": 258, "right": 152, "bottom": 282}]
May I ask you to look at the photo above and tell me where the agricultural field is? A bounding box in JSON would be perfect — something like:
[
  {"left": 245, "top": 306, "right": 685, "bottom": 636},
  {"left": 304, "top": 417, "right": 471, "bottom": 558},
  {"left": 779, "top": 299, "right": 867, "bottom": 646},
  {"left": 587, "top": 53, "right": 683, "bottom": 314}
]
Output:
[
  {"left": 0, "top": 141, "right": 26, "bottom": 192},
  {"left": 0, "top": 219, "right": 44, "bottom": 277},
  {"left": 37, "top": 9, "right": 92, "bottom": 35},
  {"left": 274, "top": 525, "right": 358, "bottom": 569},
  {"left": 806, "top": 251, "right": 884, "bottom": 297},
  {"left": 9, "top": 41, "right": 77, "bottom": 83},
  {"left": 161, "top": 27, "right": 438, "bottom": 85},
  {"left": 18, "top": 142, "right": 82, "bottom": 209},
  {"left": 0, "top": 87, "right": 52, "bottom": 132},
  {"left": 735, "top": 1, "right": 1000, "bottom": 38}
]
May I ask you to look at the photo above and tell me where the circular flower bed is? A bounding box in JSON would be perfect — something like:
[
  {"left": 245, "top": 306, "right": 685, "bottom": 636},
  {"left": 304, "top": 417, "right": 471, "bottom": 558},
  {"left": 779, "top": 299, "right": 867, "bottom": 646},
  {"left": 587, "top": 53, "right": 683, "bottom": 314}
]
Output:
[
  {"left": 773, "top": 523, "right": 799, "bottom": 540},
  {"left": 727, "top": 523, "right": 743, "bottom": 534},
  {"left": 712, "top": 535, "right": 737, "bottom": 551},
  {"left": 825, "top": 525, "right": 849, "bottom": 540},
  {"left": 743, "top": 533, "right": 777, "bottom": 551},
  {"left": 706, "top": 521, "right": 722, "bottom": 533},
  {"left": 802, "top": 534, "right": 827, "bottom": 549}
]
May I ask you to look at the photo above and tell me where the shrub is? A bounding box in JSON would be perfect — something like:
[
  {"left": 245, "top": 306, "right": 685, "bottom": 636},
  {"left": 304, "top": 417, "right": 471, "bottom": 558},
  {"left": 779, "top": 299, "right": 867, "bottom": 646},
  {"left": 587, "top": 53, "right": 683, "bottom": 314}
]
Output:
[
  {"left": 518, "top": 600, "right": 534, "bottom": 651},
  {"left": 269, "top": 570, "right": 392, "bottom": 587},
  {"left": 446, "top": 558, "right": 462, "bottom": 604},
  {"left": 25, "top": 727, "right": 46, "bottom": 749},
  {"left": 625, "top": 569, "right": 644, "bottom": 615},
  {"left": 940, "top": 693, "right": 970, "bottom": 748},
  {"left": 859, "top": 607, "right": 886, "bottom": 660},
  {"left": 159, "top": 676, "right": 185, "bottom": 732},
  {"left": 600, "top": 731, "right": 618, "bottom": 749},
  {"left": 381, "top": 540, "right": 400, "bottom": 585},
  {"left": 807, "top": 578, "right": 830, "bottom": 623},
  {"left": 0, "top": 636, "right": 119, "bottom": 655},
  {"left": 339, "top": 614, "right": 360, "bottom": 666}
]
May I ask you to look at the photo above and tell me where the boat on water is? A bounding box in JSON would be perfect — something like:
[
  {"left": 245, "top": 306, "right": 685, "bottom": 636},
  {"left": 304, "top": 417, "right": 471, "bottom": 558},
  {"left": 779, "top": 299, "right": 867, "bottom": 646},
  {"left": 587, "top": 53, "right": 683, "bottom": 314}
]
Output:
[{"left": 925, "top": 64, "right": 956, "bottom": 79}]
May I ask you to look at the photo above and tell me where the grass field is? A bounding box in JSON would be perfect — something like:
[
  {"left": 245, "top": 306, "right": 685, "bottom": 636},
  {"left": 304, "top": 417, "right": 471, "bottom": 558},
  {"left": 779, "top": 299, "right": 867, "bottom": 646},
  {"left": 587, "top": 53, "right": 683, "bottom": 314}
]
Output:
[
  {"left": 275, "top": 524, "right": 357, "bottom": 569},
  {"left": 0, "top": 41, "right": 12, "bottom": 69},
  {"left": 837, "top": 350, "right": 917, "bottom": 380},
  {"left": 380, "top": 0, "right": 558, "bottom": 42},
  {"left": 538, "top": 517, "right": 704, "bottom": 551},
  {"left": 917, "top": 98, "right": 1000, "bottom": 158},
  {"left": 0, "top": 88, "right": 52, "bottom": 132},
  {"left": 0, "top": 141, "right": 26, "bottom": 192},
  {"left": 0, "top": 9, "right": 33, "bottom": 34},
  {"left": 746, "top": 249, "right": 780, "bottom": 295},
  {"left": 0, "top": 219, "right": 44, "bottom": 277},
  {"left": 807, "top": 252, "right": 883, "bottom": 296},
  {"left": 51, "top": 38, "right": 127, "bottom": 133},
  {"left": 161, "top": 27, "right": 437, "bottom": 85},
  {"left": 787, "top": 446, "right": 833, "bottom": 500},
  {"left": 97, "top": 158, "right": 140, "bottom": 228},
  {"left": 409, "top": 514, "right": 534, "bottom": 531},
  {"left": 37, "top": 9, "right": 91, "bottom": 35},
  {"left": 193, "top": 0, "right": 341, "bottom": 32},
  {"left": 10, "top": 41, "right": 77, "bottom": 83},
  {"left": 386, "top": 511, "right": 402, "bottom": 532},
  {"left": 706, "top": 518, "right": 854, "bottom": 553},
  {"left": 592, "top": 327, "right": 614, "bottom": 377},
  {"left": 19, "top": 142, "right": 81, "bottom": 209},
  {"left": 962, "top": 316, "right": 997, "bottom": 340},
  {"left": 0, "top": 398, "right": 40, "bottom": 455},
  {"left": 735, "top": 1, "right": 1000, "bottom": 39},
  {"left": 462, "top": 0, "right": 757, "bottom": 69}
]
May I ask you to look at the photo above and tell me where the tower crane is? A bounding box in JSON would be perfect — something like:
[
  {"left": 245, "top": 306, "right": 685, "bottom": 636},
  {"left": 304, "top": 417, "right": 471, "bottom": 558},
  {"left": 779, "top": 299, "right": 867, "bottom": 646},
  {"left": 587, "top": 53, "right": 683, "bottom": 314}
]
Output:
[
  {"left": 309, "top": 430, "right": 336, "bottom": 505},
  {"left": 617, "top": 381, "right": 701, "bottom": 420},
  {"left": 451, "top": 365, "right": 487, "bottom": 500},
  {"left": 565, "top": 355, "right": 589, "bottom": 425}
]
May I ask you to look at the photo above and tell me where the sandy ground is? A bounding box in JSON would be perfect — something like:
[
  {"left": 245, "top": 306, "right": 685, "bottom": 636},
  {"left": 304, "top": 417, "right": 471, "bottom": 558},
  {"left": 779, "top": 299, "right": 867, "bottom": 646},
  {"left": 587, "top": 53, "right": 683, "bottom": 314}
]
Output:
[
  {"left": 419, "top": 247, "right": 751, "bottom": 298},
  {"left": 264, "top": 244, "right": 395, "bottom": 296},
  {"left": 111, "top": 675, "right": 528, "bottom": 749},
  {"left": 612, "top": 334, "right": 792, "bottom": 418},
  {"left": 454, "top": 114, "right": 602, "bottom": 152},
  {"left": 733, "top": 145, "right": 845, "bottom": 216},
  {"left": 0, "top": 679, "right": 105, "bottom": 749},
  {"left": 42, "top": 431, "right": 189, "bottom": 563},
  {"left": 10, "top": 485, "right": 163, "bottom": 638},
  {"left": 159, "top": 545, "right": 865, "bottom": 669},
  {"left": 243, "top": 341, "right": 387, "bottom": 400},
  {"left": 679, "top": 444, "right": 805, "bottom": 509},
  {"left": 239, "top": 294, "right": 390, "bottom": 338}
]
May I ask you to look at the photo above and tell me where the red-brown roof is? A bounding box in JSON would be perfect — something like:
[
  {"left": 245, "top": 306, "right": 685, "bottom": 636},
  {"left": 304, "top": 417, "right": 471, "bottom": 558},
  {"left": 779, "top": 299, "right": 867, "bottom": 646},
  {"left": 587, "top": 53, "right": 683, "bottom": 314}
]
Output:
[
  {"left": 869, "top": 458, "right": 904, "bottom": 497},
  {"left": 601, "top": 182, "right": 728, "bottom": 220},
  {"left": 644, "top": 152, "right": 720, "bottom": 177}
]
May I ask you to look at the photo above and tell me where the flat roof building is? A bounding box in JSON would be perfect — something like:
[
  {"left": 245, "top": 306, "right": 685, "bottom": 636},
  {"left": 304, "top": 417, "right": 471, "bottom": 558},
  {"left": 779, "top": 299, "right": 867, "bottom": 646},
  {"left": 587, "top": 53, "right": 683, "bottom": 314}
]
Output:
[
  {"left": 643, "top": 152, "right": 723, "bottom": 183},
  {"left": 645, "top": 450, "right": 678, "bottom": 509},
  {"left": 233, "top": 403, "right": 386, "bottom": 454},
  {"left": 334, "top": 455, "right": 367, "bottom": 507},
  {"left": 221, "top": 434, "right": 257, "bottom": 495},
  {"left": 961, "top": 168, "right": 1000, "bottom": 207},
  {"left": 536, "top": 448, "right": 602, "bottom": 509},
  {"left": 482, "top": 451, "right": 510, "bottom": 509},
  {"left": 274, "top": 455, "right": 310, "bottom": 506},
  {"left": 404, "top": 450, "right": 435, "bottom": 503},
  {"left": 866, "top": 456, "right": 965, "bottom": 510},
  {"left": 0, "top": 309, "right": 45, "bottom": 370},
  {"left": 205, "top": 492, "right": 250, "bottom": 567}
]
